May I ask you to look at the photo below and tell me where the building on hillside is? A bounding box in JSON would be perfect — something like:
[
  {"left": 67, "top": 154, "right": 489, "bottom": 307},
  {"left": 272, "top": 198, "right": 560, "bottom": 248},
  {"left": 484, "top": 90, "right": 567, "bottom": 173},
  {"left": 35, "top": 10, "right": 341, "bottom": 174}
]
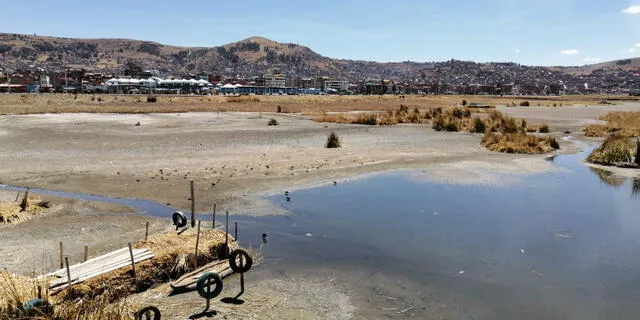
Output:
[
  {"left": 323, "top": 80, "right": 349, "bottom": 92},
  {"left": 264, "top": 74, "right": 286, "bottom": 88}
]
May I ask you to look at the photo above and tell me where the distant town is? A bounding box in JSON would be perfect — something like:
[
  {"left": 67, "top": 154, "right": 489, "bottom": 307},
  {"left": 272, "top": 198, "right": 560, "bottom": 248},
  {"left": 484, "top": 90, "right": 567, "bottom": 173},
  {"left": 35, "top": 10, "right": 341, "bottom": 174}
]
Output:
[
  {"left": 2, "top": 62, "right": 639, "bottom": 96},
  {"left": 1, "top": 33, "right": 639, "bottom": 96}
]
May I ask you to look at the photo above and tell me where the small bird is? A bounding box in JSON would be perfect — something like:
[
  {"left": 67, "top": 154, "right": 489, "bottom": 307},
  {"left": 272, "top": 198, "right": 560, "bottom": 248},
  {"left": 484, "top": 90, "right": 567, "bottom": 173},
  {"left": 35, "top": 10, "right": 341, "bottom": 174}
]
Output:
[{"left": 333, "top": 181, "right": 337, "bottom": 186}]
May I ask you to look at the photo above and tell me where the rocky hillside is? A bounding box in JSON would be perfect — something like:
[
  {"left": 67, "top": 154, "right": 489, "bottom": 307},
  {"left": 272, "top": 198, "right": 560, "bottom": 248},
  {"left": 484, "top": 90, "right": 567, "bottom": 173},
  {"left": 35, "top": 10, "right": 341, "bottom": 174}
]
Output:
[{"left": 0, "top": 33, "right": 639, "bottom": 88}]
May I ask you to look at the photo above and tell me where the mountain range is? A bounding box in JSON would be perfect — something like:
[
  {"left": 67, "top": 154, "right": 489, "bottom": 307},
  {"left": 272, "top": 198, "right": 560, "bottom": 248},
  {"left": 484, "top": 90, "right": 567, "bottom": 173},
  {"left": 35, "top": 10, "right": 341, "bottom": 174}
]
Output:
[{"left": 1, "top": 33, "right": 639, "bottom": 90}]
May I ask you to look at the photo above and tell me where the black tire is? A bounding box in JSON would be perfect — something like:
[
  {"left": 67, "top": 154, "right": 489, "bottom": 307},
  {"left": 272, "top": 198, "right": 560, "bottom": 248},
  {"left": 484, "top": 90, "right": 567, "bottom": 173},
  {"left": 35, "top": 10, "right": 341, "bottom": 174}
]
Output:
[
  {"left": 229, "top": 249, "right": 253, "bottom": 273},
  {"left": 196, "top": 272, "right": 223, "bottom": 299},
  {"left": 172, "top": 211, "right": 187, "bottom": 228},
  {"left": 134, "top": 306, "right": 161, "bottom": 320}
]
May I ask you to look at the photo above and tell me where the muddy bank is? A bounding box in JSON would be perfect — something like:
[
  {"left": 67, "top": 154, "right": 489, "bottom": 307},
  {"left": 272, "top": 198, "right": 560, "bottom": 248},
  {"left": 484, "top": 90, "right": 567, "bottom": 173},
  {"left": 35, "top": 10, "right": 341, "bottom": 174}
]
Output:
[
  {"left": 0, "top": 111, "right": 581, "bottom": 217},
  {"left": 0, "top": 190, "right": 169, "bottom": 274}
]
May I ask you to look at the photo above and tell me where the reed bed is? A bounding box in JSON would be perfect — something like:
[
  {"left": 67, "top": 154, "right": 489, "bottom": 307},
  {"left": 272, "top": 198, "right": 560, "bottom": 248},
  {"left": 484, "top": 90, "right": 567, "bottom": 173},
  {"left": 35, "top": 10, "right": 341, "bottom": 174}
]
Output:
[{"left": 584, "top": 112, "right": 640, "bottom": 138}]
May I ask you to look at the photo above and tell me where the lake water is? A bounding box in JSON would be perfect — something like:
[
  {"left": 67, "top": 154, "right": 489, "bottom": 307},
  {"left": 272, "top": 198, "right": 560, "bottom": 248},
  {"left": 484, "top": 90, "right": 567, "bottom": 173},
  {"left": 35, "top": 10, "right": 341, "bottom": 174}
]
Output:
[
  {"left": 2, "top": 145, "right": 639, "bottom": 319},
  {"left": 238, "top": 148, "right": 640, "bottom": 319}
]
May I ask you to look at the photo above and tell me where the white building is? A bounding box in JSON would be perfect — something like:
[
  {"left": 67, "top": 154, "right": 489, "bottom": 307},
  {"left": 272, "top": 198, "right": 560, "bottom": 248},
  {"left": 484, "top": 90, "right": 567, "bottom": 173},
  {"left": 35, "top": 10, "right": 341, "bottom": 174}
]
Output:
[
  {"left": 265, "top": 75, "right": 286, "bottom": 88},
  {"left": 324, "top": 80, "right": 349, "bottom": 91}
]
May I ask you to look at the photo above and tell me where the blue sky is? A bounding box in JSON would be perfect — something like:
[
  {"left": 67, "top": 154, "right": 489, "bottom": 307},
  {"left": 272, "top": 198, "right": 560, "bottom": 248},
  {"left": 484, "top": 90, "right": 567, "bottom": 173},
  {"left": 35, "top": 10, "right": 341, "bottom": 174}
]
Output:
[{"left": 1, "top": 0, "right": 639, "bottom": 66}]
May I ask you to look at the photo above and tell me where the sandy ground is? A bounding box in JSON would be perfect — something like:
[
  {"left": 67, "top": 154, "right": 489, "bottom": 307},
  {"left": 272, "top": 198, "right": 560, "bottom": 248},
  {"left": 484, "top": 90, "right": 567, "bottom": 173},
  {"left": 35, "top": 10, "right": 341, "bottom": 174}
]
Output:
[
  {"left": 1, "top": 101, "right": 639, "bottom": 318},
  {"left": 0, "top": 190, "right": 170, "bottom": 274}
]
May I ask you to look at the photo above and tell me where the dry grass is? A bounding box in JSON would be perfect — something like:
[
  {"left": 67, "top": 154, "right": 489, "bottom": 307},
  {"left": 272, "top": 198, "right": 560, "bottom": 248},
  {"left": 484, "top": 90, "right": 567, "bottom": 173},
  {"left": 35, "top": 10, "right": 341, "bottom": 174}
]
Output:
[
  {"left": 482, "top": 133, "right": 560, "bottom": 154},
  {"left": 226, "top": 96, "right": 261, "bottom": 103},
  {"left": 584, "top": 112, "right": 640, "bottom": 138},
  {"left": 587, "top": 135, "right": 636, "bottom": 165},
  {"left": 0, "top": 94, "right": 635, "bottom": 115},
  {"left": 0, "top": 197, "right": 48, "bottom": 225},
  {"left": 326, "top": 132, "right": 341, "bottom": 148},
  {"left": 1, "top": 228, "right": 242, "bottom": 319}
]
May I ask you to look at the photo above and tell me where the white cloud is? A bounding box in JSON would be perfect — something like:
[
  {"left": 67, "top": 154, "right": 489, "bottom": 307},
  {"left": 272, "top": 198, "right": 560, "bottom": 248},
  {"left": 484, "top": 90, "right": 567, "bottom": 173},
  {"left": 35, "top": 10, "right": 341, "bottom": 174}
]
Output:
[
  {"left": 622, "top": 5, "right": 640, "bottom": 14},
  {"left": 560, "top": 49, "right": 579, "bottom": 55},
  {"left": 514, "top": 48, "right": 521, "bottom": 53},
  {"left": 583, "top": 57, "right": 601, "bottom": 63},
  {"left": 629, "top": 48, "right": 637, "bottom": 53},
  {"left": 635, "top": 43, "right": 640, "bottom": 47}
]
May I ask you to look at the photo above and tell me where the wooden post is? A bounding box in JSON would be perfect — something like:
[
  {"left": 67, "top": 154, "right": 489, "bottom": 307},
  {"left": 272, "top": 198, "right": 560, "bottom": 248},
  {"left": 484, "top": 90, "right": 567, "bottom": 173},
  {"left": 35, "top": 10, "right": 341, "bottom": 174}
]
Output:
[
  {"left": 65, "top": 257, "right": 72, "bottom": 288},
  {"left": 190, "top": 180, "right": 195, "bottom": 228},
  {"left": 19, "top": 188, "right": 29, "bottom": 212},
  {"left": 194, "top": 220, "right": 201, "bottom": 268},
  {"left": 128, "top": 242, "right": 136, "bottom": 283},
  {"left": 83, "top": 246, "right": 88, "bottom": 262},
  {"left": 212, "top": 203, "right": 216, "bottom": 229},
  {"left": 144, "top": 221, "right": 149, "bottom": 241},
  {"left": 225, "top": 211, "right": 229, "bottom": 250},
  {"left": 59, "top": 242, "right": 64, "bottom": 269},
  {"left": 235, "top": 222, "right": 238, "bottom": 241},
  {"left": 37, "top": 286, "right": 42, "bottom": 299}
]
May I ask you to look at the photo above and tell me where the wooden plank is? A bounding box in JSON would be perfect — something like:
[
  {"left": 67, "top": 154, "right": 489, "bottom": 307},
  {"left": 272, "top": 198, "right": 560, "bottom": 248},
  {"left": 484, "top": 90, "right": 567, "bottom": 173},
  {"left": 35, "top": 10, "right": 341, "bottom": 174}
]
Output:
[
  {"left": 45, "top": 248, "right": 148, "bottom": 278},
  {"left": 170, "top": 260, "right": 231, "bottom": 290},
  {"left": 42, "top": 247, "right": 132, "bottom": 278},
  {"left": 49, "top": 251, "right": 154, "bottom": 284},
  {"left": 49, "top": 252, "right": 155, "bottom": 290}
]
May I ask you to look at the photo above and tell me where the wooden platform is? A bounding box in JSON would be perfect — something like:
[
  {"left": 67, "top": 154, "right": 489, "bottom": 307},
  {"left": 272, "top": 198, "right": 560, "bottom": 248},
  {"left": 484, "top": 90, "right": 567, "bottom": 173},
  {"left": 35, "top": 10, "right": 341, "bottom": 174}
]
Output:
[{"left": 40, "top": 247, "right": 154, "bottom": 291}]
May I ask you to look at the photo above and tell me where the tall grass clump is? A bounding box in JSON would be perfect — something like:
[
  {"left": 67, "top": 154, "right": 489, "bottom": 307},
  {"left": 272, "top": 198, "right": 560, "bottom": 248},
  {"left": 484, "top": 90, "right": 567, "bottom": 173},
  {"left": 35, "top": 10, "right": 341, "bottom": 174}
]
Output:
[
  {"left": 325, "top": 132, "right": 341, "bottom": 148},
  {"left": 268, "top": 118, "right": 278, "bottom": 126},
  {"left": 146, "top": 96, "right": 157, "bottom": 103},
  {"left": 472, "top": 117, "right": 486, "bottom": 133},
  {"left": 538, "top": 123, "right": 550, "bottom": 133},
  {"left": 584, "top": 112, "right": 640, "bottom": 138},
  {"left": 520, "top": 101, "right": 530, "bottom": 106},
  {"left": 587, "top": 135, "right": 635, "bottom": 165},
  {"left": 482, "top": 133, "right": 559, "bottom": 154}
]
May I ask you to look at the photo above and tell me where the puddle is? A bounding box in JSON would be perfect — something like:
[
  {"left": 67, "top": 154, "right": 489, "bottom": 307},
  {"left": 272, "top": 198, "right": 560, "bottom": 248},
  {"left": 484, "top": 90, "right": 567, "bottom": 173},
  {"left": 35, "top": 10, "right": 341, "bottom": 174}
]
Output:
[{"left": 0, "top": 184, "right": 176, "bottom": 217}]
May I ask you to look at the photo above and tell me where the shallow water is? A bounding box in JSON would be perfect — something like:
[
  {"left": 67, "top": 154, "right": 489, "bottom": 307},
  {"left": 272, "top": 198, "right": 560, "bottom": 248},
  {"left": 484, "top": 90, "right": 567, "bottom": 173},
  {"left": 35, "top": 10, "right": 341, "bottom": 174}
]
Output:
[
  {"left": 245, "top": 148, "right": 640, "bottom": 319},
  {"left": 2, "top": 146, "right": 640, "bottom": 319}
]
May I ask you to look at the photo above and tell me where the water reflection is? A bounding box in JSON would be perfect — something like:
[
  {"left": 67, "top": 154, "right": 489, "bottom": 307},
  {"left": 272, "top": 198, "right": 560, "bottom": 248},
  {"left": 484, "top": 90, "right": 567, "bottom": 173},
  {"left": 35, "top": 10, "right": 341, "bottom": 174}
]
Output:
[
  {"left": 589, "top": 167, "right": 625, "bottom": 187},
  {"left": 589, "top": 166, "right": 640, "bottom": 198}
]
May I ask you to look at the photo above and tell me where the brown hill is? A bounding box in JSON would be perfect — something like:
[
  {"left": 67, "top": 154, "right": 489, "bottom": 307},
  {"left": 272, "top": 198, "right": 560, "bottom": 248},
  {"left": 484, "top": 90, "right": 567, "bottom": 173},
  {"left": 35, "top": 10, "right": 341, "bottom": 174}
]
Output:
[{"left": 0, "top": 33, "right": 638, "bottom": 90}]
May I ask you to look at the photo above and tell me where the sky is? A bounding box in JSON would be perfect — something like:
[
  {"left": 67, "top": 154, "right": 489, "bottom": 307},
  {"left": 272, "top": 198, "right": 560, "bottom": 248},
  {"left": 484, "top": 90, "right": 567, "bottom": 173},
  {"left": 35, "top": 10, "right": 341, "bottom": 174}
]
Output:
[{"left": 1, "top": 0, "right": 639, "bottom": 66}]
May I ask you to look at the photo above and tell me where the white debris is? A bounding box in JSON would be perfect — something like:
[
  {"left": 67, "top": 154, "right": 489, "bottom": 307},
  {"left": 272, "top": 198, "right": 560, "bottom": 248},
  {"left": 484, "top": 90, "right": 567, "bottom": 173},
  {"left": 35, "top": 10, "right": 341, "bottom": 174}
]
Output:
[
  {"left": 305, "top": 233, "right": 312, "bottom": 237},
  {"left": 458, "top": 270, "right": 465, "bottom": 274},
  {"left": 520, "top": 249, "right": 526, "bottom": 254}
]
